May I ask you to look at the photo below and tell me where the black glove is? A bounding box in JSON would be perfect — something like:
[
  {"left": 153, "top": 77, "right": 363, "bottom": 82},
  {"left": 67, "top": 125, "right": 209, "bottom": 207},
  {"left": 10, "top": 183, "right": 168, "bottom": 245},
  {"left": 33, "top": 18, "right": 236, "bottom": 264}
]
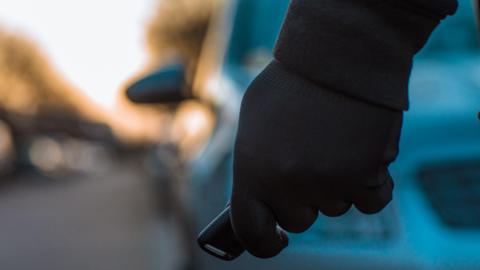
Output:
[
  {"left": 230, "top": 60, "right": 402, "bottom": 258},
  {"left": 230, "top": 0, "right": 458, "bottom": 258}
]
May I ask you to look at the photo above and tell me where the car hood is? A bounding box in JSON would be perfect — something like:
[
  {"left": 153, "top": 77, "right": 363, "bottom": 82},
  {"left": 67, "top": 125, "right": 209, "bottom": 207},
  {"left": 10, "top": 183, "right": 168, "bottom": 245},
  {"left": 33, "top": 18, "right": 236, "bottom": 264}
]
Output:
[{"left": 395, "top": 52, "right": 480, "bottom": 174}]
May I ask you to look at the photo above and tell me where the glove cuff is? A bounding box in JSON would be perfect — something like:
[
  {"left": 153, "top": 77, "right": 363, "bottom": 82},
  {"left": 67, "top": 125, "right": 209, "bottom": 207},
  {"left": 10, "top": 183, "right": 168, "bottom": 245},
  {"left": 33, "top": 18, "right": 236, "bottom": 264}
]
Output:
[{"left": 274, "top": 0, "right": 458, "bottom": 111}]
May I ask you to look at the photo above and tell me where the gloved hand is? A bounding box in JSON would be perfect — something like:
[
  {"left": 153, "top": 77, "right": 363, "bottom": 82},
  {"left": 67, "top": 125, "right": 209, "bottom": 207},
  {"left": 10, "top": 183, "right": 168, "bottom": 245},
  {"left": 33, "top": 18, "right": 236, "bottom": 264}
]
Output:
[
  {"left": 230, "top": 0, "right": 457, "bottom": 259},
  {"left": 230, "top": 60, "right": 402, "bottom": 258}
]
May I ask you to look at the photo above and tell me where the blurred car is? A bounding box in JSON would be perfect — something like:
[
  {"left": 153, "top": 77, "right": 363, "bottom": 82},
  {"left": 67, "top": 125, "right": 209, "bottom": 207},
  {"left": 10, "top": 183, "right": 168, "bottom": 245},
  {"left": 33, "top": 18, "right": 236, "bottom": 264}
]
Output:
[
  {"left": 0, "top": 109, "right": 116, "bottom": 178},
  {"left": 128, "top": 0, "right": 480, "bottom": 269},
  {"left": 187, "top": 0, "right": 480, "bottom": 269}
]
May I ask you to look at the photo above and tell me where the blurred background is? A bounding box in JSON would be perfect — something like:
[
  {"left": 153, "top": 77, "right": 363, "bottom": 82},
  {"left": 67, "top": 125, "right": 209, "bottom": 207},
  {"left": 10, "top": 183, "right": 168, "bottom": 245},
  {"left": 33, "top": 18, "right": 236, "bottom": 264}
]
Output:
[{"left": 0, "top": 0, "right": 479, "bottom": 269}]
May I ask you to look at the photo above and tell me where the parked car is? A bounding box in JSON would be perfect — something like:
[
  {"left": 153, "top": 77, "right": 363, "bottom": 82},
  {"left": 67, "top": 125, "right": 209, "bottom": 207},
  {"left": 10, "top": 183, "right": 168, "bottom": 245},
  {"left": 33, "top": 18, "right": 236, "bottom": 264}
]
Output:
[
  {"left": 190, "top": 0, "right": 480, "bottom": 269},
  {"left": 129, "top": 0, "right": 480, "bottom": 269},
  {"left": 0, "top": 109, "right": 116, "bottom": 178}
]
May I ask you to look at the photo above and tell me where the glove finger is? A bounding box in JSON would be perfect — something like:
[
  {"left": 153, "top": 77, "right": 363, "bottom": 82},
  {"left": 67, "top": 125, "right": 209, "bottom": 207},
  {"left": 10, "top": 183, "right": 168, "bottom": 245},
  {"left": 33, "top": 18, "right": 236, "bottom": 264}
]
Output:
[
  {"left": 317, "top": 201, "right": 353, "bottom": 217},
  {"left": 271, "top": 203, "right": 318, "bottom": 233},
  {"left": 365, "top": 113, "right": 402, "bottom": 187},
  {"left": 230, "top": 193, "right": 288, "bottom": 258},
  {"left": 353, "top": 172, "right": 394, "bottom": 214}
]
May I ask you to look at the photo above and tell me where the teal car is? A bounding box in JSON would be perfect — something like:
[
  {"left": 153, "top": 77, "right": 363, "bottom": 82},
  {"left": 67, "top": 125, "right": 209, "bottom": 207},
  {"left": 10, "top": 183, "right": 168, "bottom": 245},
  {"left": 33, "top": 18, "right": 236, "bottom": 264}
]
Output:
[
  {"left": 127, "top": 0, "right": 480, "bottom": 268},
  {"left": 190, "top": 0, "right": 480, "bottom": 269}
]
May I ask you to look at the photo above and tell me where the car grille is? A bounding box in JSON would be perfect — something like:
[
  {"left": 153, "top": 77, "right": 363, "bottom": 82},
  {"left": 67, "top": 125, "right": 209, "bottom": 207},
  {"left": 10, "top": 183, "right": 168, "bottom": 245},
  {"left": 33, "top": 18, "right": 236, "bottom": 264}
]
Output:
[
  {"left": 294, "top": 207, "right": 397, "bottom": 246},
  {"left": 418, "top": 161, "right": 480, "bottom": 229}
]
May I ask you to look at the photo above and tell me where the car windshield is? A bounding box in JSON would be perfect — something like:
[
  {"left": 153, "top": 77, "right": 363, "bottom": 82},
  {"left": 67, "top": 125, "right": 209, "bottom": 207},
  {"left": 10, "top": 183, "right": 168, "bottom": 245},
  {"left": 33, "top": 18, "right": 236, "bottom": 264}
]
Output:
[{"left": 224, "top": 0, "right": 479, "bottom": 78}]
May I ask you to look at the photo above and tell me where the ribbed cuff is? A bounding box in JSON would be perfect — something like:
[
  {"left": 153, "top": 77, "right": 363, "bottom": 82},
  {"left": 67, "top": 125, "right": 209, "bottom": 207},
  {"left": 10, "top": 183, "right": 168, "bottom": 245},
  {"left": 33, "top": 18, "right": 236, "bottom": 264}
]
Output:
[{"left": 274, "top": 0, "right": 458, "bottom": 111}]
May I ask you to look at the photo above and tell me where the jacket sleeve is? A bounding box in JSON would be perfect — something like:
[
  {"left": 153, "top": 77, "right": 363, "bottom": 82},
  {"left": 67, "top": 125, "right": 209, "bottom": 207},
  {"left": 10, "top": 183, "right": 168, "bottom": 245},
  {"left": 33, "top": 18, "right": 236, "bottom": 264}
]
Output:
[{"left": 274, "top": 0, "right": 458, "bottom": 110}]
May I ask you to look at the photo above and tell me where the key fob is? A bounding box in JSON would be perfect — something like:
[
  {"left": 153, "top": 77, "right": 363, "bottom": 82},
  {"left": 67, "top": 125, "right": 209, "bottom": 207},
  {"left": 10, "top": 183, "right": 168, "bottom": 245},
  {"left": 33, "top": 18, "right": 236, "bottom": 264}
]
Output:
[{"left": 197, "top": 206, "right": 245, "bottom": 261}]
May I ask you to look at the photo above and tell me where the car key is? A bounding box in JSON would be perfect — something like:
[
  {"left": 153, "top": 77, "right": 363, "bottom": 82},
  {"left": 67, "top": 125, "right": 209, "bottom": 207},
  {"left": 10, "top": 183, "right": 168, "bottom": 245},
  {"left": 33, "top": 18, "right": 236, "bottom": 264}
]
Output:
[
  {"left": 198, "top": 205, "right": 288, "bottom": 261},
  {"left": 197, "top": 206, "right": 245, "bottom": 261}
]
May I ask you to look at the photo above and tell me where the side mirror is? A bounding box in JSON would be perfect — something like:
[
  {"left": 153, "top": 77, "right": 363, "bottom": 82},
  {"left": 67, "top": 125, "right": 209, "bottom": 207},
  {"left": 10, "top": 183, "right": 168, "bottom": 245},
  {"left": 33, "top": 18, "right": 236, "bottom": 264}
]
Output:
[{"left": 126, "top": 63, "right": 191, "bottom": 104}]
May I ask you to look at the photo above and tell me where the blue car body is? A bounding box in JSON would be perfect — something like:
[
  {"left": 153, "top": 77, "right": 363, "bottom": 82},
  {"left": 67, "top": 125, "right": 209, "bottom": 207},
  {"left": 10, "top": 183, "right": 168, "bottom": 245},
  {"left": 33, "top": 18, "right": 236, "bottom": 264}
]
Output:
[{"left": 191, "top": 0, "right": 480, "bottom": 269}]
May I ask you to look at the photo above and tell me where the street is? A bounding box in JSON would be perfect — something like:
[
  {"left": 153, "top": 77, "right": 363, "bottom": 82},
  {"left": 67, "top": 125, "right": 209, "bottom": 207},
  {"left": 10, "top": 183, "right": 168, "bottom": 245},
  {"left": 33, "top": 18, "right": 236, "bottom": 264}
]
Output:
[{"left": 0, "top": 156, "right": 184, "bottom": 270}]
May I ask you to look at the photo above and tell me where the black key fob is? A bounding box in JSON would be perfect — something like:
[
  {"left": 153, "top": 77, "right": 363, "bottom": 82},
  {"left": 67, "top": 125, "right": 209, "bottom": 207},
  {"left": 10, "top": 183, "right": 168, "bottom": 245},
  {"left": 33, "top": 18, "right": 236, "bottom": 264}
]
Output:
[{"left": 197, "top": 206, "right": 245, "bottom": 261}]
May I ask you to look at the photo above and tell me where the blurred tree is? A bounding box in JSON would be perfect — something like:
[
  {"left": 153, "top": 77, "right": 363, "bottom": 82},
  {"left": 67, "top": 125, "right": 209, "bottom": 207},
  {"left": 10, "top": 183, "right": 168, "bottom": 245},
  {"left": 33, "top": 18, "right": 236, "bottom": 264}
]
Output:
[
  {"left": 0, "top": 28, "right": 106, "bottom": 122},
  {"left": 145, "top": 0, "right": 216, "bottom": 79}
]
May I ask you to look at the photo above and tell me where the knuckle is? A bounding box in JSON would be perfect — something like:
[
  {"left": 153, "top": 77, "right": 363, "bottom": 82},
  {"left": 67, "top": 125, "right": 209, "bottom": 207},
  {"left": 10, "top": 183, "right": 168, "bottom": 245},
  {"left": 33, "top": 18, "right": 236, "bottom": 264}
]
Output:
[
  {"left": 230, "top": 207, "right": 283, "bottom": 259},
  {"left": 248, "top": 245, "right": 282, "bottom": 259},
  {"left": 319, "top": 202, "right": 352, "bottom": 217},
  {"left": 354, "top": 194, "right": 392, "bottom": 215},
  {"left": 241, "top": 233, "right": 282, "bottom": 258},
  {"left": 281, "top": 215, "right": 317, "bottom": 233}
]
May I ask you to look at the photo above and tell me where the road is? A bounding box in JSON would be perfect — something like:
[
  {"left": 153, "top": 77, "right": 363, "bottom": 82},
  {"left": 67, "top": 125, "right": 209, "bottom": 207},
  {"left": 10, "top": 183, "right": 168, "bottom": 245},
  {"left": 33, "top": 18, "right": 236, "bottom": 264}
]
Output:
[{"left": 0, "top": 156, "right": 187, "bottom": 270}]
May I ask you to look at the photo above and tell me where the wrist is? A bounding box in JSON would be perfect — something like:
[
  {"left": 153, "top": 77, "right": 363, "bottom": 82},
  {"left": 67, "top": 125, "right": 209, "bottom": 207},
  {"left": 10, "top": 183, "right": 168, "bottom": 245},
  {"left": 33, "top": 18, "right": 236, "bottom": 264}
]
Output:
[{"left": 273, "top": 0, "right": 457, "bottom": 111}]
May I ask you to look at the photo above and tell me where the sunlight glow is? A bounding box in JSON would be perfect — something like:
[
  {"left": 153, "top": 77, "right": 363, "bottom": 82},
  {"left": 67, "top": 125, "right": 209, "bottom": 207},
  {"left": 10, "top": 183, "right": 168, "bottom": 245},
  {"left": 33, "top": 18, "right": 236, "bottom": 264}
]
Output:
[
  {"left": 0, "top": 0, "right": 155, "bottom": 109},
  {"left": 171, "top": 101, "right": 215, "bottom": 159}
]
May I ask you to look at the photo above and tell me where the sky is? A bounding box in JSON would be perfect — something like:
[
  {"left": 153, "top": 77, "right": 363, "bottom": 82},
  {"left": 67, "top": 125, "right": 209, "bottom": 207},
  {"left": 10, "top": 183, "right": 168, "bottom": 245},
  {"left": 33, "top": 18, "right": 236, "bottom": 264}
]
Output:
[{"left": 0, "top": 0, "right": 155, "bottom": 110}]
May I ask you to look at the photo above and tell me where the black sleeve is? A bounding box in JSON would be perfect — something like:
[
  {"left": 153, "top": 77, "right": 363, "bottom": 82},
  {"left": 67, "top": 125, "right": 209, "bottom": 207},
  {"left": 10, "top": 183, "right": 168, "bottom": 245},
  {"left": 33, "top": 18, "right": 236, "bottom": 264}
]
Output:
[{"left": 274, "top": 0, "right": 458, "bottom": 111}]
